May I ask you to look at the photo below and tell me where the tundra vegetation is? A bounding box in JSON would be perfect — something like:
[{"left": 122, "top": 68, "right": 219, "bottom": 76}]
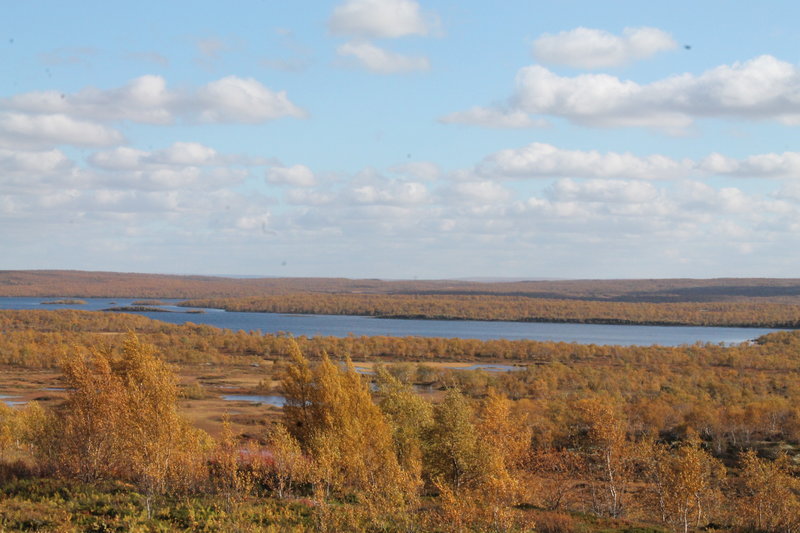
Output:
[
  {"left": 1, "top": 309, "right": 800, "bottom": 531},
  {"left": 7, "top": 270, "right": 800, "bottom": 327}
]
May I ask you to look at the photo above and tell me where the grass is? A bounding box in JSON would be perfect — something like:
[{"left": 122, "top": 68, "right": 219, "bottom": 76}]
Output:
[{"left": 0, "top": 478, "right": 315, "bottom": 532}]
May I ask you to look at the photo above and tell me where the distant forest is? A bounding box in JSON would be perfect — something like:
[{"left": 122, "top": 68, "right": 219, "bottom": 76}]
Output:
[
  {"left": 4, "top": 270, "right": 800, "bottom": 327},
  {"left": 4, "top": 270, "right": 800, "bottom": 302}
]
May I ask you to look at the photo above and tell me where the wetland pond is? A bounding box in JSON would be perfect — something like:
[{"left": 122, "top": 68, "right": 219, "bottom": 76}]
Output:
[{"left": 221, "top": 394, "right": 287, "bottom": 407}]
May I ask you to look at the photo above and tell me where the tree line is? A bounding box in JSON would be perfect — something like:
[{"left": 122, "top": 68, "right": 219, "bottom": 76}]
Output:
[
  {"left": 5, "top": 270, "right": 800, "bottom": 303},
  {"left": 181, "top": 293, "right": 800, "bottom": 327}
]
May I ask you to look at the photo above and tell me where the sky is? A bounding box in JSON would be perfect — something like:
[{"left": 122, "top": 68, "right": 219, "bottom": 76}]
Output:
[{"left": 2, "top": 1, "right": 800, "bottom": 279}]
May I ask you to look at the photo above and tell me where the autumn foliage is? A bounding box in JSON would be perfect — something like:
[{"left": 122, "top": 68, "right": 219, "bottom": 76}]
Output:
[
  {"left": 33, "top": 333, "right": 210, "bottom": 494},
  {"left": 4, "top": 309, "right": 800, "bottom": 530}
]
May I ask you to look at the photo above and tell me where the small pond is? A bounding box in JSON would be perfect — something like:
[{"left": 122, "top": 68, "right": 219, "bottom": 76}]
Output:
[
  {"left": 221, "top": 394, "right": 286, "bottom": 407},
  {"left": 454, "top": 364, "right": 524, "bottom": 372},
  {"left": 0, "top": 394, "right": 25, "bottom": 407}
]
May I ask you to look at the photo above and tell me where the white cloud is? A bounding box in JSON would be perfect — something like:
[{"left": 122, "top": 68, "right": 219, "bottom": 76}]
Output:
[
  {"left": 337, "top": 41, "right": 429, "bottom": 73},
  {"left": 350, "top": 181, "right": 429, "bottom": 204},
  {"left": 532, "top": 27, "right": 677, "bottom": 69},
  {"left": 444, "top": 55, "right": 800, "bottom": 131},
  {"left": 130, "top": 167, "right": 203, "bottom": 190},
  {"left": 89, "top": 147, "right": 147, "bottom": 170},
  {"left": 114, "top": 167, "right": 246, "bottom": 192},
  {"left": 675, "top": 181, "right": 754, "bottom": 215},
  {"left": 35, "top": 189, "right": 81, "bottom": 209},
  {"left": 449, "top": 181, "right": 511, "bottom": 203},
  {"left": 267, "top": 164, "right": 317, "bottom": 187},
  {"left": 438, "top": 107, "right": 547, "bottom": 128},
  {"left": 547, "top": 178, "right": 660, "bottom": 203},
  {"left": 512, "top": 65, "right": 691, "bottom": 130},
  {"left": 774, "top": 182, "right": 800, "bottom": 203},
  {"left": 89, "top": 142, "right": 220, "bottom": 170},
  {"left": 3, "top": 75, "right": 306, "bottom": 127},
  {"left": 287, "top": 189, "right": 335, "bottom": 206},
  {"left": 82, "top": 142, "right": 248, "bottom": 192},
  {"left": 700, "top": 151, "right": 800, "bottom": 177},
  {"left": 8, "top": 75, "right": 173, "bottom": 124},
  {"left": 0, "top": 148, "right": 72, "bottom": 174},
  {"left": 195, "top": 76, "right": 307, "bottom": 123},
  {"left": 0, "top": 112, "right": 123, "bottom": 148},
  {"left": 152, "top": 142, "right": 218, "bottom": 166},
  {"left": 525, "top": 197, "right": 589, "bottom": 219},
  {"left": 329, "top": 0, "right": 434, "bottom": 38},
  {"left": 480, "top": 142, "right": 689, "bottom": 180},
  {"left": 235, "top": 213, "right": 271, "bottom": 231}
]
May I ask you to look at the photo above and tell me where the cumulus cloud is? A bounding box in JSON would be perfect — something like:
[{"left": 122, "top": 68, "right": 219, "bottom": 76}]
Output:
[
  {"left": 774, "top": 182, "right": 800, "bottom": 202},
  {"left": 8, "top": 75, "right": 174, "bottom": 124},
  {"left": 480, "top": 142, "right": 689, "bottom": 180},
  {"left": 82, "top": 142, "right": 247, "bottom": 192},
  {"left": 699, "top": 151, "right": 800, "bottom": 178},
  {"left": 195, "top": 76, "right": 307, "bottom": 122},
  {"left": 475, "top": 143, "right": 800, "bottom": 182},
  {"left": 547, "top": 178, "right": 660, "bottom": 203},
  {"left": 287, "top": 189, "right": 335, "bottom": 206},
  {"left": 0, "top": 112, "right": 124, "bottom": 149},
  {"left": 675, "top": 181, "right": 754, "bottom": 215},
  {"left": 449, "top": 181, "right": 511, "bottom": 203},
  {"left": 89, "top": 142, "right": 220, "bottom": 170},
  {"left": 443, "top": 55, "right": 800, "bottom": 131},
  {"left": 267, "top": 164, "right": 317, "bottom": 187},
  {"left": 88, "top": 147, "right": 148, "bottom": 170},
  {"left": 516, "top": 55, "right": 800, "bottom": 128},
  {"left": 532, "top": 27, "right": 677, "bottom": 69},
  {"left": 329, "top": 0, "right": 435, "bottom": 38},
  {"left": 350, "top": 181, "right": 429, "bottom": 205},
  {"left": 3, "top": 75, "right": 306, "bottom": 127},
  {"left": 129, "top": 167, "right": 204, "bottom": 190},
  {"left": 337, "top": 41, "right": 430, "bottom": 73},
  {"left": 0, "top": 148, "right": 72, "bottom": 174},
  {"left": 151, "top": 142, "right": 219, "bottom": 166}
]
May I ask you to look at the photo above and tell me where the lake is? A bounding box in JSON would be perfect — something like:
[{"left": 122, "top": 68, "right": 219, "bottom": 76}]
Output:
[{"left": 0, "top": 297, "right": 783, "bottom": 346}]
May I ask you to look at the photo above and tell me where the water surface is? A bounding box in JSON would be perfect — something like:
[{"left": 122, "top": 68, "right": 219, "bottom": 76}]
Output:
[
  {"left": 0, "top": 297, "right": 783, "bottom": 346},
  {"left": 221, "top": 394, "right": 286, "bottom": 407}
]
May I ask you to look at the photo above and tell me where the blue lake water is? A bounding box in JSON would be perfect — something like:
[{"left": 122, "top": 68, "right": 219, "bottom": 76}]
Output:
[{"left": 0, "top": 297, "right": 784, "bottom": 346}]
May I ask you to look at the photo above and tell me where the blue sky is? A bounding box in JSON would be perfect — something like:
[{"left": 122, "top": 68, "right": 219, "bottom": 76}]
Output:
[{"left": 2, "top": 1, "right": 800, "bottom": 279}]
